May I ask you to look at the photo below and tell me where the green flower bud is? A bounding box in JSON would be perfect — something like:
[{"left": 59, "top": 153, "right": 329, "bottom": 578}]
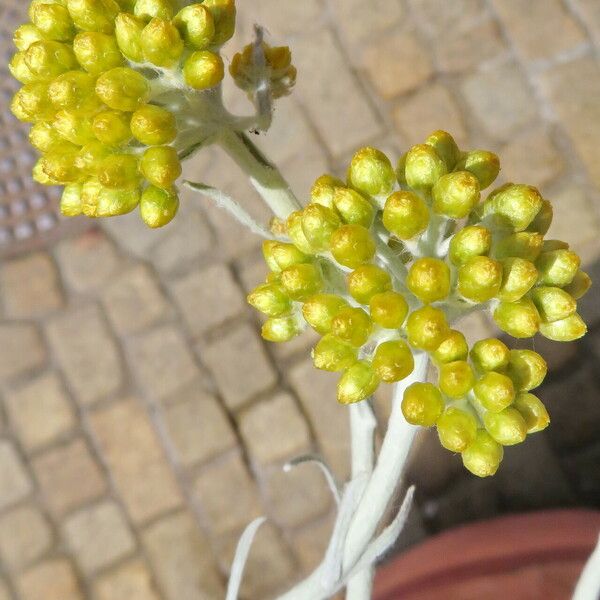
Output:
[
  {"left": 9, "top": 52, "right": 39, "bottom": 84},
  {"left": 404, "top": 144, "right": 447, "bottom": 191},
  {"left": 25, "top": 40, "right": 77, "bottom": 80},
  {"left": 269, "top": 242, "right": 310, "bottom": 271},
  {"left": 333, "top": 188, "right": 375, "bottom": 228},
  {"left": 407, "top": 257, "right": 451, "bottom": 304},
  {"left": 331, "top": 307, "right": 372, "bottom": 347},
  {"left": 67, "top": 0, "right": 120, "bottom": 33},
  {"left": 261, "top": 240, "right": 281, "bottom": 272},
  {"left": 96, "top": 67, "right": 150, "bottom": 111},
  {"left": 48, "top": 70, "right": 98, "bottom": 111},
  {"left": 32, "top": 2, "right": 74, "bottom": 41},
  {"left": 455, "top": 150, "right": 500, "bottom": 189},
  {"left": 439, "top": 360, "right": 475, "bottom": 398},
  {"left": 437, "top": 407, "right": 478, "bottom": 452},
  {"left": 449, "top": 225, "right": 492, "bottom": 266},
  {"left": 247, "top": 282, "right": 291, "bottom": 317},
  {"left": 539, "top": 313, "right": 587, "bottom": 342},
  {"left": 41, "top": 142, "right": 80, "bottom": 182},
  {"left": 493, "top": 298, "right": 540, "bottom": 338},
  {"left": 262, "top": 315, "right": 301, "bottom": 343},
  {"left": 564, "top": 271, "right": 592, "bottom": 300},
  {"left": 462, "top": 430, "right": 504, "bottom": 477},
  {"left": 75, "top": 140, "right": 113, "bottom": 174},
  {"left": 527, "top": 199, "right": 553, "bottom": 235},
  {"left": 134, "top": 0, "right": 173, "bottom": 20},
  {"left": 13, "top": 24, "right": 45, "bottom": 51},
  {"left": 114, "top": 12, "right": 145, "bottom": 62},
  {"left": 432, "top": 330, "right": 468, "bottom": 364},
  {"left": 497, "top": 258, "right": 538, "bottom": 302},
  {"left": 183, "top": 50, "right": 225, "bottom": 88},
  {"left": 93, "top": 110, "right": 132, "bottom": 145},
  {"left": 396, "top": 152, "right": 407, "bottom": 185},
  {"left": 494, "top": 232, "right": 544, "bottom": 261},
  {"left": 11, "top": 82, "right": 54, "bottom": 122},
  {"left": 514, "top": 392, "right": 550, "bottom": 433},
  {"left": 337, "top": 360, "right": 380, "bottom": 404},
  {"left": 140, "top": 146, "right": 182, "bottom": 189},
  {"left": 432, "top": 171, "right": 480, "bottom": 219},
  {"left": 406, "top": 305, "right": 450, "bottom": 352},
  {"left": 369, "top": 291, "right": 409, "bottom": 329},
  {"left": 60, "top": 183, "right": 83, "bottom": 216},
  {"left": 484, "top": 184, "right": 543, "bottom": 232},
  {"left": 301, "top": 204, "right": 341, "bottom": 251},
  {"left": 73, "top": 32, "right": 123, "bottom": 74},
  {"left": 310, "top": 175, "right": 343, "bottom": 210},
  {"left": 96, "top": 185, "right": 140, "bottom": 216},
  {"left": 53, "top": 109, "right": 96, "bottom": 145},
  {"left": 536, "top": 249, "right": 581, "bottom": 287},
  {"left": 302, "top": 294, "right": 347, "bottom": 334},
  {"left": 280, "top": 263, "right": 322, "bottom": 301},
  {"left": 140, "top": 185, "right": 179, "bottom": 227},
  {"left": 470, "top": 338, "right": 510, "bottom": 372},
  {"left": 473, "top": 371, "right": 515, "bottom": 412},
  {"left": 530, "top": 286, "right": 577, "bottom": 323},
  {"left": 29, "top": 121, "right": 63, "bottom": 152},
  {"left": 372, "top": 340, "right": 414, "bottom": 383},
  {"left": 401, "top": 382, "right": 444, "bottom": 427},
  {"left": 505, "top": 349, "right": 547, "bottom": 392},
  {"left": 347, "top": 146, "right": 395, "bottom": 197},
  {"left": 173, "top": 3, "right": 215, "bottom": 49},
  {"left": 202, "top": 0, "right": 236, "bottom": 46},
  {"left": 80, "top": 178, "right": 103, "bottom": 216},
  {"left": 98, "top": 153, "right": 139, "bottom": 189},
  {"left": 141, "top": 18, "right": 184, "bottom": 67},
  {"left": 313, "top": 334, "right": 357, "bottom": 372},
  {"left": 383, "top": 191, "right": 429, "bottom": 240},
  {"left": 457, "top": 256, "right": 503, "bottom": 303},
  {"left": 347, "top": 264, "right": 392, "bottom": 304},
  {"left": 484, "top": 408, "right": 527, "bottom": 446},
  {"left": 330, "top": 224, "right": 376, "bottom": 269},
  {"left": 286, "top": 211, "right": 315, "bottom": 255},
  {"left": 425, "top": 130, "right": 460, "bottom": 171}
]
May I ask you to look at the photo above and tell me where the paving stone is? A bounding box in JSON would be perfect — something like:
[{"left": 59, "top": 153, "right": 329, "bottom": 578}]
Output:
[
  {"left": 16, "top": 559, "right": 83, "bottom": 600},
  {"left": 170, "top": 263, "right": 246, "bottom": 338},
  {"left": 393, "top": 82, "right": 467, "bottom": 147},
  {"left": 561, "top": 441, "right": 600, "bottom": 505},
  {"left": 362, "top": 31, "right": 433, "bottom": 99},
  {"left": 54, "top": 231, "right": 119, "bottom": 294},
  {"left": 142, "top": 511, "right": 224, "bottom": 600},
  {"left": 102, "top": 264, "right": 170, "bottom": 335},
  {"left": 252, "top": 0, "right": 323, "bottom": 36},
  {"left": 0, "top": 580, "right": 9, "bottom": 600},
  {"left": 270, "top": 326, "right": 321, "bottom": 362},
  {"left": 0, "top": 252, "right": 63, "bottom": 318},
  {"left": 540, "top": 57, "right": 600, "bottom": 189},
  {"left": 0, "top": 440, "right": 32, "bottom": 510},
  {"left": 278, "top": 146, "right": 330, "bottom": 206},
  {"left": 291, "top": 28, "right": 381, "bottom": 157},
  {"left": 460, "top": 62, "right": 537, "bottom": 141},
  {"left": 63, "top": 501, "right": 135, "bottom": 575},
  {"left": 89, "top": 397, "right": 183, "bottom": 523},
  {"left": 236, "top": 251, "right": 268, "bottom": 293},
  {"left": 129, "top": 325, "right": 200, "bottom": 403},
  {"left": 0, "top": 505, "right": 52, "bottom": 570},
  {"left": 0, "top": 324, "right": 46, "bottom": 382},
  {"left": 193, "top": 451, "right": 262, "bottom": 535},
  {"left": 93, "top": 559, "right": 161, "bottom": 600},
  {"left": 500, "top": 126, "right": 564, "bottom": 188},
  {"left": 31, "top": 438, "right": 106, "bottom": 518},
  {"left": 289, "top": 358, "right": 351, "bottom": 481},
  {"left": 491, "top": 0, "right": 586, "bottom": 61},
  {"left": 573, "top": 0, "right": 600, "bottom": 44},
  {"left": 290, "top": 514, "right": 334, "bottom": 573},
  {"left": 238, "top": 392, "right": 311, "bottom": 466},
  {"left": 46, "top": 305, "right": 123, "bottom": 406},
  {"left": 203, "top": 323, "right": 277, "bottom": 410},
  {"left": 163, "top": 384, "right": 237, "bottom": 467},
  {"left": 261, "top": 462, "right": 332, "bottom": 528},
  {"left": 4, "top": 372, "right": 75, "bottom": 452},
  {"left": 408, "top": 0, "right": 487, "bottom": 36}
]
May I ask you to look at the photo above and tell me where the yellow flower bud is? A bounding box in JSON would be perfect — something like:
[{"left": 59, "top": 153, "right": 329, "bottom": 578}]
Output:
[
  {"left": 141, "top": 18, "right": 184, "bottom": 67},
  {"left": 484, "top": 184, "right": 544, "bottom": 232},
  {"left": 60, "top": 183, "right": 83, "bottom": 216},
  {"left": 202, "top": 0, "right": 236, "bottom": 45},
  {"left": 535, "top": 249, "right": 581, "bottom": 287},
  {"left": 527, "top": 199, "right": 553, "bottom": 235},
  {"left": 369, "top": 291, "right": 409, "bottom": 329},
  {"left": 494, "top": 232, "right": 544, "bottom": 262},
  {"left": 473, "top": 371, "right": 515, "bottom": 412},
  {"left": 75, "top": 140, "right": 113, "bottom": 174},
  {"left": 48, "top": 70, "right": 98, "bottom": 111},
  {"left": 407, "top": 257, "right": 451, "bottom": 304},
  {"left": 280, "top": 263, "right": 322, "bottom": 301},
  {"left": 286, "top": 210, "right": 315, "bottom": 255},
  {"left": 404, "top": 144, "right": 447, "bottom": 190},
  {"left": 140, "top": 146, "right": 181, "bottom": 189},
  {"left": 455, "top": 150, "right": 500, "bottom": 189},
  {"left": 437, "top": 407, "right": 478, "bottom": 452},
  {"left": 32, "top": 2, "right": 74, "bottom": 41},
  {"left": 73, "top": 32, "right": 123, "bottom": 74},
  {"left": 401, "top": 382, "right": 444, "bottom": 427},
  {"left": 505, "top": 349, "right": 547, "bottom": 392},
  {"left": 13, "top": 24, "right": 45, "bottom": 51},
  {"left": 372, "top": 340, "right": 414, "bottom": 383},
  {"left": 313, "top": 334, "right": 357, "bottom": 372},
  {"left": 41, "top": 142, "right": 80, "bottom": 182},
  {"left": 25, "top": 40, "right": 77, "bottom": 80},
  {"left": 140, "top": 185, "right": 179, "bottom": 227},
  {"left": 406, "top": 305, "right": 450, "bottom": 352},
  {"left": 470, "top": 338, "right": 510, "bottom": 372},
  {"left": 493, "top": 298, "right": 540, "bottom": 338},
  {"left": 449, "top": 225, "right": 492, "bottom": 266},
  {"left": 97, "top": 153, "right": 139, "bottom": 189},
  {"left": 81, "top": 178, "right": 102, "bottom": 216},
  {"left": 347, "top": 146, "right": 395, "bottom": 197},
  {"left": 462, "top": 430, "right": 503, "bottom": 477},
  {"left": 29, "top": 121, "right": 63, "bottom": 152},
  {"left": 514, "top": 392, "right": 550, "bottom": 434},
  {"left": 183, "top": 50, "right": 224, "bottom": 89},
  {"left": 432, "top": 330, "right": 468, "bottom": 364},
  {"left": 173, "top": 3, "right": 215, "bottom": 49},
  {"left": 438, "top": 360, "right": 475, "bottom": 398},
  {"left": 54, "top": 109, "right": 96, "bottom": 145},
  {"left": 497, "top": 257, "right": 538, "bottom": 302},
  {"left": 484, "top": 408, "right": 527, "bottom": 446},
  {"left": 425, "top": 130, "right": 460, "bottom": 171},
  {"left": 347, "top": 264, "right": 392, "bottom": 304},
  {"left": 247, "top": 282, "right": 291, "bottom": 317},
  {"left": 457, "top": 256, "right": 503, "bottom": 303},
  {"left": 134, "top": 0, "right": 174, "bottom": 20},
  {"left": 382, "top": 191, "right": 429, "bottom": 240},
  {"left": 93, "top": 110, "right": 132, "bottom": 145},
  {"left": 329, "top": 224, "right": 375, "bottom": 269},
  {"left": 33, "top": 158, "right": 58, "bottom": 185},
  {"left": 114, "top": 12, "right": 145, "bottom": 62},
  {"left": 302, "top": 294, "right": 347, "bottom": 334},
  {"left": 67, "top": 0, "right": 120, "bottom": 33},
  {"left": 539, "top": 313, "right": 587, "bottom": 342},
  {"left": 530, "top": 286, "right": 577, "bottom": 323},
  {"left": 333, "top": 188, "right": 375, "bottom": 228},
  {"left": 262, "top": 315, "right": 301, "bottom": 343},
  {"left": 331, "top": 307, "right": 372, "bottom": 347},
  {"left": 337, "top": 360, "right": 380, "bottom": 404},
  {"left": 96, "top": 185, "right": 140, "bottom": 216},
  {"left": 9, "top": 52, "right": 39, "bottom": 84},
  {"left": 432, "top": 171, "right": 480, "bottom": 219},
  {"left": 11, "top": 82, "right": 54, "bottom": 122},
  {"left": 301, "top": 203, "right": 341, "bottom": 251},
  {"left": 564, "top": 271, "right": 592, "bottom": 300},
  {"left": 310, "top": 174, "right": 344, "bottom": 210},
  {"left": 96, "top": 67, "right": 150, "bottom": 111},
  {"left": 268, "top": 242, "right": 310, "bottom": 271}
]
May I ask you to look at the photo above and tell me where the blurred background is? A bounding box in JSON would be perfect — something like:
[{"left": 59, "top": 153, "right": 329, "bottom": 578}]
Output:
[{"left": 1, "top": 0, "right": 600, "bottom": 598}]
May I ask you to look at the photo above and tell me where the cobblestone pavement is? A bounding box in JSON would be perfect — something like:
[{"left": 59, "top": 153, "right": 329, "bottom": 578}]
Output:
[{"left": 1, "top": 0, "right": 600, "bottom": 599}]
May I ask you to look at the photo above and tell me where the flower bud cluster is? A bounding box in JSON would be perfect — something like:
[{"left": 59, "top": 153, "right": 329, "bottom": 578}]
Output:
[
  {"left": 248, "top": 130, "right": 591, "bottom": 477},
  {"left": 9, "top": 0, "right": 247, "bottom": 227}
]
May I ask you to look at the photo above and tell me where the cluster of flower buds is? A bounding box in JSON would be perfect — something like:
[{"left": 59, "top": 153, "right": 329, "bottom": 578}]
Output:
[{"left": 248, "top": 130, "right": 591, "bottom": 477}]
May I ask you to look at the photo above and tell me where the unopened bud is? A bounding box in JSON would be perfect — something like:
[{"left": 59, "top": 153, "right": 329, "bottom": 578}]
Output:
[
  {"left": 457, "top": 256, "right": 503, "bottom": 303},
  {"left": 462, "top": 430, "right": 504, "bottom": 477},
  {"left": 484, "top": 408, "right": 527, "bottom": 446},
  {"left": 432, "top": 330, "right": 468, "bottom": 364},
  {"left": 449, "top": 225, "right": 492, "bottom": 266},
  {"left": 497, "top": 258, "right": 538, "bottom": 302},
  {"left": 310, "top": 175, "right": 343, "bottom": 210},
  {"left": 347, "top": 146, "right": 395, "bottom": 197},
  {"left": 455, "top": 150, "right": 500, "bottom": 190},
  {"left": 493, "top": 298, "right": 540, "bottom": 338},
  {"left": 439, "top": 360, "right": 475, "bottom": 398},
  {"left": 140, "top": 185, "right": 179, "bottom": 227},
  {"left": 474, "top": 371, "right": 515, "bottom": 412},
  {"left": 530, "top": 286, "right": 577, "bottom": 323},
  {"left": 404, "top": 144, "right": 447, "bottom": 190},
  {"left": 432, "top": 171, "right": 480, "bottom": 219},
  {"left": 280, "top": 263, "right": 322, "bottom": 301},
  {"left": 331, "top": 307, "right": 372, "bottom": 347},
  {"left": 437, "top": 407, "right": 478, "bottom": 452},
  {"left": 564, "top": 270, "right": 592, "bottom": 300},
  {"left": 505, "top": 349, "right": 547, "bottom": 392},
  {"left": 302, "top": 294, "right": 347, "bottom": 334},
  {"left": 141, "top": 18, "right": 184, "bottom": 67},
  {"left": 313, "top": 334, "right": 357, "bottom": 372},
  {"left": 262, "top": 315, "right": 301, "bottom": 342},
  {"left": 470, "top": 338, "right": 510, "bottom": 372},
  {"left": 406, "top": 306, "right": 450, "bottom": 352},
  {"left": 173, "top": 3, "right": 215, "bottom": 49},
  {"left": 183, "top": 50, "right": 224, "bottom": 89},
  {"left": 383, "top": 191, "right": 430, "bottom": 240},
  {"left": 536, "top": 249, "right": 580, "bottom": 287},
  {"left": 401, "top": 382, "right": 444, "bottom": 426},
  {"left": 302, "top": 204, "right": 341, "bottom": 251},
  {"left": 539, "top": 313, "right": 587, "bottom": 342},
  {"left": 247, "top": 282, "right": 291, "bottom": 317},
  {"left": 369, "top": 291, "right": 409, "bottom": 329},
  {"left": 494, "top": 232, "right": 544, "bottom": 261},
  {"left": 347, "top": 264, "right": 391, "bottom": 304},
  {"left": 514, "top": 392, "right": 550, "bottom": 433},
  {"left": 483, "top": 184, "right": 543, "bottom": 232},
  {"left": 372, "top": 340, "right": 414, "bottom": 383},
  {"left": 425, "top": 130, "right": 460, "bottom": 171},
  {"left": 330, "top": 224, "right": 375, "bottom": 269},
  {"left": 333, "top": 188, "right": 375, "bottom": 228}
]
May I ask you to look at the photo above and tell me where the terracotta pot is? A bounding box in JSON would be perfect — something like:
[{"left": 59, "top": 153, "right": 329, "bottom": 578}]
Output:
[{"left": 374, "top": 509, "right": 600, "bottom": 600}]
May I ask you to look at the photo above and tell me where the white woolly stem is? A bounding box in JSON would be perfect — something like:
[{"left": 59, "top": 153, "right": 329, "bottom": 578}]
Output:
[{"left": 573, "top": 534, "right": 600, "bottom": 600}]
